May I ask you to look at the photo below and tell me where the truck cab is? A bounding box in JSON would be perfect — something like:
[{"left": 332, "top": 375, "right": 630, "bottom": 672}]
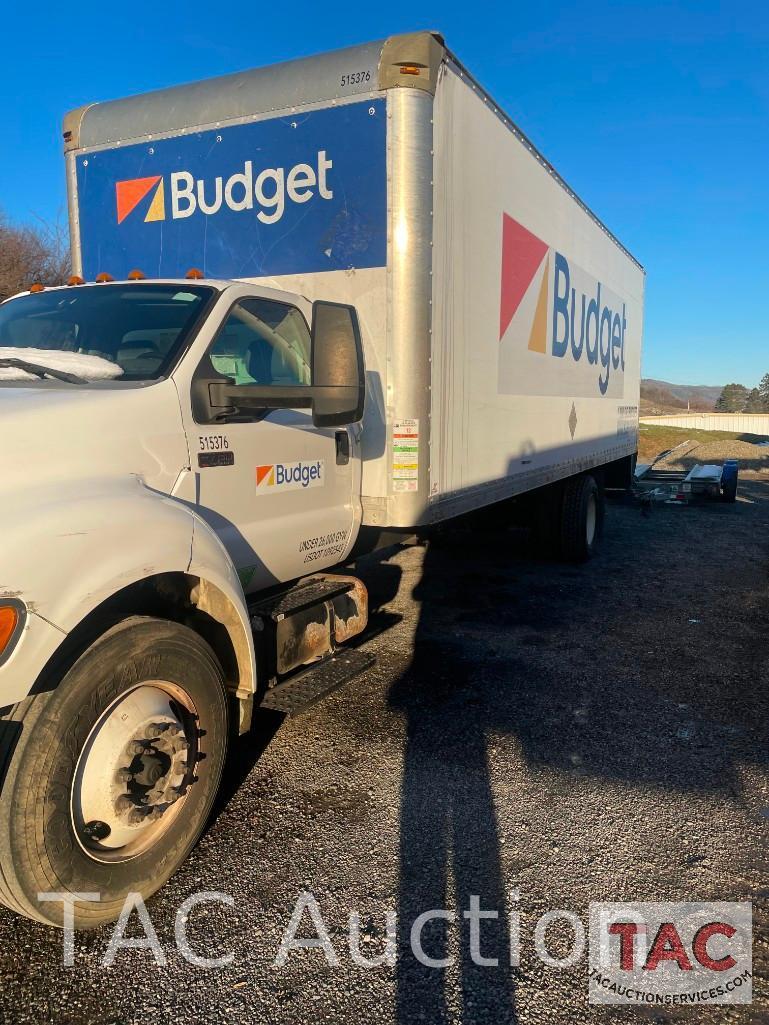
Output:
[
  {"left": 0, "top": 277, "right": 371, "bottom": 929},
  {"left": 1, "top": 277, "right": 365, "bottom": 588}
]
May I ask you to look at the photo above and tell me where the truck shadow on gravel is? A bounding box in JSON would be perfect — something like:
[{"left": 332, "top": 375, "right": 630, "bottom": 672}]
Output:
[{"left": 381, "top": 481, "right": 769, "bottom": 1025}]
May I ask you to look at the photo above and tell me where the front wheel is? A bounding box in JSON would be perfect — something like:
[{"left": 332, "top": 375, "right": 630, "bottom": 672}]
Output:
[{"left": 0, "top": 617, "right": 228, "bottom": 929}]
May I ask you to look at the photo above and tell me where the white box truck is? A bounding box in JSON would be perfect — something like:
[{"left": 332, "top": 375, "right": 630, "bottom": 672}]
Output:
[{"left": 0, "top": 32, "right": 643, "bottom": 927}]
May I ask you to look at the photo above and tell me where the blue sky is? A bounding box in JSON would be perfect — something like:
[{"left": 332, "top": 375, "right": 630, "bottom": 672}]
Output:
[{"left": 2, "top": 1, "right": 767, "bottom": 386}]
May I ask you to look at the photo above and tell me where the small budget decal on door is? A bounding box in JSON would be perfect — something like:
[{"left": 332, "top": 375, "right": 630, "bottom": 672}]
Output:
[
  {"left": 392, "top": 419, "right": 419, "bottom": 494},
  {"left": 256, "top": 461, "right": 325, "bottom": 492}
]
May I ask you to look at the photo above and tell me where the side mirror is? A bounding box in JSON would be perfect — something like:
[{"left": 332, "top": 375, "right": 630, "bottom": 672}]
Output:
[
  {"left": 310, "top": 301, "right": 365, "bottom": 427},
  {"left": 200, "top": 301, "right": 365, "bottom": 427}
]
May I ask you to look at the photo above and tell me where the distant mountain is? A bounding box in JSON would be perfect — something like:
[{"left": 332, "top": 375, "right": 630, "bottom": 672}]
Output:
[{"left": 641, "top": 379, "right": 722, "bottom": 413}]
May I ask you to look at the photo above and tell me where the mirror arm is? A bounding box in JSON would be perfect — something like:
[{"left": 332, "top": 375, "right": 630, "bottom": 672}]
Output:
[{"left": 208, "top": 383, "right": 313, "bottom": 411}]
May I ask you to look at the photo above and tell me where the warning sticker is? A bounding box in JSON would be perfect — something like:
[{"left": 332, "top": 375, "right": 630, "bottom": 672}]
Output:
[{"left": 392, "top": 418, "right": 419, "bottom": 494}]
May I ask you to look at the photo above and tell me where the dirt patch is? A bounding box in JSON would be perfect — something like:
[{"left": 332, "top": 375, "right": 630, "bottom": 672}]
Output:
[{"left": 640, "top": 425, "right": 769, "bottom": 473}]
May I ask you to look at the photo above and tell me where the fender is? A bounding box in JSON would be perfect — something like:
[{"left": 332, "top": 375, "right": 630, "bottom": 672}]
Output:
[{"left": 0, "top": 475, "right": 256, "bottom": 706}]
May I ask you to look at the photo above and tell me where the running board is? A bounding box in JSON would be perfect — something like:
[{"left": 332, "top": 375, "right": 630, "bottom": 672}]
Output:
[{"left": 259, "top": 649, "right": 375, "bottom": 716}]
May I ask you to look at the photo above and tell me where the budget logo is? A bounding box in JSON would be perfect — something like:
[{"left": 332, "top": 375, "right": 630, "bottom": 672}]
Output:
[
  {"left": 115, "top": 176, "right": 166, "bottom": 224},
  {"left": 114, "top": 152, "right": 334, "bottom": 229},
  {"left": 498, "top": 213, "right": 629, "bottom": 398},
  {"left": 256, "top": 461, "right": 324, "bottom": 493}
]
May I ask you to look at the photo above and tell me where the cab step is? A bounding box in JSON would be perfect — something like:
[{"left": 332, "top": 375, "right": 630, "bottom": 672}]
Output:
[
  {"left": 259, "top": 648, "right": 375, "bottom": 716},
  {"left": 249, "top": 577, "right": 354, "bottom": 622}
]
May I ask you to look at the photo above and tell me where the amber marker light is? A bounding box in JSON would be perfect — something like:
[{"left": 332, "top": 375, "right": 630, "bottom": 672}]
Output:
[{"left": 0, "top": 606, "right": 20, "bottom": 660}]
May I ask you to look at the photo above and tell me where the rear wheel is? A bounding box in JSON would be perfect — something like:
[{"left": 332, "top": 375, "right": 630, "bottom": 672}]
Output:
[
  {"left": 0, "top": 617, "right": 228, "bottom": 929},
  {"left": 560, "top": 474, "right": 604, "bottom": 562}
]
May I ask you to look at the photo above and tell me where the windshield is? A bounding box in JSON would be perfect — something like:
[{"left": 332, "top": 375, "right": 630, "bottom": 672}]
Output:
[{"left": 0, "top": 284, "right": 215, "bottom": 383}]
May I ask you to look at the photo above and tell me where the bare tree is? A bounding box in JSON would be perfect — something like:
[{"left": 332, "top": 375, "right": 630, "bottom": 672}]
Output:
[{"left": 0, "top": 212, "right": 70, "bottom": 301}]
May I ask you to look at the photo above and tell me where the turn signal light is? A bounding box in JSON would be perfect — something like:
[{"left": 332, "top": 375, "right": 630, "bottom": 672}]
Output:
[
  {"left": 29, "top": 283, "right": 45, "bottom": 293},
  {"left": 0, "top": 606, "right": 19, "bottom": 657},
  {"left": 127, "top": 269, "right": 146, "bottom": 280},
  {"left": 399, "top": 65, "right": 422, "bottom": 76},
  {"left": 95, "top": 272, "right": 114, "bottom": 283},
  {"left": 185, "top": 268, "right": 204, "bottom": 280},
  {"left": 68, "top": 275, "right": 85, "bottom": 286}
]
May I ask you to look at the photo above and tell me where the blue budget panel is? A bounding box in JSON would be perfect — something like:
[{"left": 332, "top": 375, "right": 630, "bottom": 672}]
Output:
[{"left": 76, "top": 100, "right": 387, "bottom": 281}]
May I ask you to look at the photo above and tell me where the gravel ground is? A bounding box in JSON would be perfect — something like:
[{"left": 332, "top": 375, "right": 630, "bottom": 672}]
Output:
[
  {"left": 0, "top": 480, "right": 768, "bottom": 1024},
  {"left": 652, "top": 438, "right": 769, "bottom": 474}
]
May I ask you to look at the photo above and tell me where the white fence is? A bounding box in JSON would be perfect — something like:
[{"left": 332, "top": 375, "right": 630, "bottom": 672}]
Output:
[{"left": 640, "top": 413, "right": 769, "bottom": 435}]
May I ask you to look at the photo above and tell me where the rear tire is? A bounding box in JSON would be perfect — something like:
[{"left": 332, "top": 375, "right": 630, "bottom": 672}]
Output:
[
  {"left": 560, "top": 474, "right": 604, "bottom": 562},
  {"left": 0, "top": 617, "right": 228, "bottom": 929}
]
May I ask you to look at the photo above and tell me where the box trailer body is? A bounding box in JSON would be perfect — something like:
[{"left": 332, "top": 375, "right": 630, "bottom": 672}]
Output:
[{"left": 64, "top": 31, "right": 644, "bottom": 531}]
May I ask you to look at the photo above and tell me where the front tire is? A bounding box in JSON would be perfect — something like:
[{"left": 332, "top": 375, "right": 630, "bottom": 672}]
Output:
[{"left": 0, "top": 617, "right": 228, "bottom": 929}]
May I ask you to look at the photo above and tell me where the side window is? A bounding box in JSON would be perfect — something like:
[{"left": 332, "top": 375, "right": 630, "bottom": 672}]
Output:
[{"left": 208, "top": 298, "right": 311, "bottom": 386}]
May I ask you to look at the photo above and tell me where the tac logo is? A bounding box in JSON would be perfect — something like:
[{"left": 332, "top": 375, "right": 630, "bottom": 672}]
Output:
[
  {"left": 256, "top": 461, "right": 324, "bottom": 492},
  {"left": 498, "top": 213, "right": 628, "bottom": 397},
  {"left": 115, "top": 176, "right": 166, "bottom": 224},
  {"left": 589, "top": 901, "right": 752, "bottom": 1006}
]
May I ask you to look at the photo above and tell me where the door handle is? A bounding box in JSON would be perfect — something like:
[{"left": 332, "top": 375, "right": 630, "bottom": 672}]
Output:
[{"left": 335, "top": 430, "right": 350, "bottom": 465}]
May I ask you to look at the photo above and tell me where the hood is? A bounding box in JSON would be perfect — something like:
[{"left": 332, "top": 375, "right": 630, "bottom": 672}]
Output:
[{"left": 0, "top": 382, "right": 189, "bottom": 499}]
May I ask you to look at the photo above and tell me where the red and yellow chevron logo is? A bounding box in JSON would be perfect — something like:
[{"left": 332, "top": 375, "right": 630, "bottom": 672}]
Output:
[
  {"left": 499, "top": 213, "right": 550, "bottom": 354},
  {"left": 115, "top": 176, "right": 166, "bottom": 225},
  {"left": 256, "top": 465, "right": 275, "bottom": 487}
]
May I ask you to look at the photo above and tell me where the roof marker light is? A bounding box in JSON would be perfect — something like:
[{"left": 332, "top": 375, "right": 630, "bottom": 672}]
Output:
[
  {"left": 185, "top": 268, "right": 204, "bottom": 280},
  {"left": 68, "top": 275, "right": 85, "bottom": 286},
  {"left": 29, "top": 283, "right": 45, "bottom": 293},
  {"left": 127, "top": 269, "right": 146, "bottom": 280},
  {"left": 95, "top": 273, "right": 114, "bottom": 283}
]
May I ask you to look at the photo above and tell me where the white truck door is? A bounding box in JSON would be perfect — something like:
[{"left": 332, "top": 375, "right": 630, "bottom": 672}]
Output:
[{"left": 181, "top": 295, "right": 358, "bottom": 592}]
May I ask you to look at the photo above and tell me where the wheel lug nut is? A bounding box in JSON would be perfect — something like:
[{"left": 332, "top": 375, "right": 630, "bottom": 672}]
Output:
[
  {"left": 116, "top": 768, "right": 133, "bottom": 782},
  {"left": 128, "top": 809, "right": 146, "bottom": 825},
  {"left": 83, "top": 820, "right": 111, "bottom": 841},
  {"left": 128, "top": 741, "right": 145, "bottom": 756},
  {"left": 116, "top": 796, "right": 133, "bottom": 813},
  {"left": 166, "top": 723, "right": 181, "bottom": 737},
  {"left": 146, "top": 722, "right": 168, "bottom": 739}
]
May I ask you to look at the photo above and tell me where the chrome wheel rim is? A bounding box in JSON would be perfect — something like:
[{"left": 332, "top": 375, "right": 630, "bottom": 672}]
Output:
[{"left": 71, "top": 682, "right": 203, "bottom": 863}]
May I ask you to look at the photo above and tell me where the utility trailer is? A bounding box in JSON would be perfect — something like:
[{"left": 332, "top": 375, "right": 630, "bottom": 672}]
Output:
[
  {"left": 635, "top": 452, "right": 739, "bottom": 504},
  {"left": 0, "top": 31, "right": 644, "bottom": 929}
]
